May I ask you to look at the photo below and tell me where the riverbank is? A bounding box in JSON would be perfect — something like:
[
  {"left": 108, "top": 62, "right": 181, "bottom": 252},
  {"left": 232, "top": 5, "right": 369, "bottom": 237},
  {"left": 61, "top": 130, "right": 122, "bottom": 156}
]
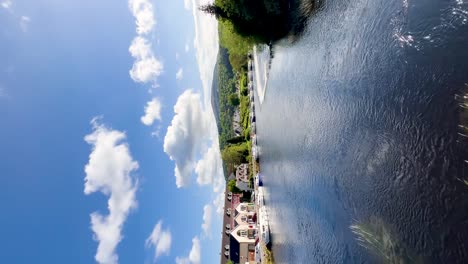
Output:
[{"left": 248, "top": 55, "right": 275, "bottom": 264}]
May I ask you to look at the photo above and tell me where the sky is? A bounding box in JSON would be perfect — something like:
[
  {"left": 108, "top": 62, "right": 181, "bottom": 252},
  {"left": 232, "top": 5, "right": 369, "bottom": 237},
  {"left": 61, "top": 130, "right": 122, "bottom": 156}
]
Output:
[{"left": 0, "top": 0, "right": 226, "bottom": 263}]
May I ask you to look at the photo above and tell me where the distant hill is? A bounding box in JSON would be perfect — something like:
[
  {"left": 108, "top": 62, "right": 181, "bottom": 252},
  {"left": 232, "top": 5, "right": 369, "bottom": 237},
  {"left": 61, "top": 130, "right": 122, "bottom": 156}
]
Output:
[
  {"left": 211, "top": 45, "right": 237, "bottom": 181},
  {"left": 210, "top": 53, "right": 220, "bottom": 133}
]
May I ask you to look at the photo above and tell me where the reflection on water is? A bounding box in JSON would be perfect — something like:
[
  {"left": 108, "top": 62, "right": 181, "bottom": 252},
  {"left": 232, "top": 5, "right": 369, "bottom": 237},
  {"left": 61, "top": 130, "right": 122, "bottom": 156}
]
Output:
[
  {"left": 350, "top": 218, "right": 423, "bottom": 264},
  {"left": 252, "top": 45, "right": 271, "bottom": 104},
  {"left": 253, "top": 0, "right": 468, "bottom": 262}
]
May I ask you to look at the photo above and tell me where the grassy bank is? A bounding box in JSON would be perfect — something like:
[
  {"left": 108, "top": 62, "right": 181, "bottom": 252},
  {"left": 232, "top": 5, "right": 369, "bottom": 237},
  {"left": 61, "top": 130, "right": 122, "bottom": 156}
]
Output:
[{"left": 262, "top": 244, "right": 275, "bottom": 264}]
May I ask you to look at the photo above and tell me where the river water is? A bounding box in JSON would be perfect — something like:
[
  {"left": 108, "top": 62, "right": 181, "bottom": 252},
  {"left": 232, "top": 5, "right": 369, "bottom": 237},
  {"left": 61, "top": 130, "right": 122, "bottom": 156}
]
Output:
[{"left": 254, "top": 0, "right": 468, "bottom": 263}]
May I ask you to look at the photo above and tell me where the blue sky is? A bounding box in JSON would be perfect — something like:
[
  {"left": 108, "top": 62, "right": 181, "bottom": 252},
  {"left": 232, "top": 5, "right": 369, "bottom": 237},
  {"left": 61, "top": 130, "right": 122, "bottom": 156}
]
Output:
[{"left": 0, "top": 0, "right": 225, "bottom": 263}]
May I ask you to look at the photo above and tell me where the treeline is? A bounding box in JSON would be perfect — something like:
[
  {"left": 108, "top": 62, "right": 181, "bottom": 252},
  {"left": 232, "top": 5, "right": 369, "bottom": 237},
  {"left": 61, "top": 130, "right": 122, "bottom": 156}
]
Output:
[
  {"left": 218, "top": 19, "right": 254, "bottom": 72},
  {"left": 217, "top": 47, "right": 237, "bottom": 149},
  {"left": 202, "top": 0, "right": 293, "bottom": 43}
]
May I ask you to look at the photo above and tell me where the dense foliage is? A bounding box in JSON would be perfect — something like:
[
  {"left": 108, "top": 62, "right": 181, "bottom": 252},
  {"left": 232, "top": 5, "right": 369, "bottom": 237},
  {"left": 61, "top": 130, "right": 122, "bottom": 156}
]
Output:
[
  {"left": 201, "top": 0, "right": 292, "bottom": 43},
  {"left": 217, "top": 47, "right": 237, "bottom": 149},
  {"left": 218, "top": 20, "right": 254, "bottom": 72},
  {"left": 222, "top": 142, "right": 249, "bottom": 165},
  {"left": 228, "top": 93, "right": 240, "bottom": 106},
  {"left": 228, "top": 179, "right": 242, "bottom": 193},
  {"left": 239, "top": 74, "right": 250, "bottom": 140}
]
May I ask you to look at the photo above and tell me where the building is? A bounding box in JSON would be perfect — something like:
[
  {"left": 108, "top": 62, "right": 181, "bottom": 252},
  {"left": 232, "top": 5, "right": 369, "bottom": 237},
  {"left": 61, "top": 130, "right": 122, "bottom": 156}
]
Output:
[
  {"left": 236, "top": 164, "right": 252, "bottom": 192},
  {"left": 229, "top": 202, "right": 257, "bottom": 264},
  {"left": 220, "top": 187, "right": 242, "bottom": 264}
]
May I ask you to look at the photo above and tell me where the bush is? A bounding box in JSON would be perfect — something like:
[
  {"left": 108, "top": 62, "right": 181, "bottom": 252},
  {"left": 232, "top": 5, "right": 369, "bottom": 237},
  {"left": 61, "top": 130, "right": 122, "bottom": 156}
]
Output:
[{"left": 228, "top": 93, "right": 240, "bottom": 106}]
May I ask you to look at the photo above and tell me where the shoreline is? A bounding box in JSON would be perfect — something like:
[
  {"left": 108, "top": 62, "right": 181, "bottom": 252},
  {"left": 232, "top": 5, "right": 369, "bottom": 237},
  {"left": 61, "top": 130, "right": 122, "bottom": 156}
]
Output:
[{"left": 248, "top": 54, "right": 275, "bottom": 264}]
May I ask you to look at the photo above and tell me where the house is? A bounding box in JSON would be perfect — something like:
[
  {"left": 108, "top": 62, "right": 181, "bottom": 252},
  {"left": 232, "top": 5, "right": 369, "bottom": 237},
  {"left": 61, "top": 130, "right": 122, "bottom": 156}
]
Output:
[
  {"left": 229, "top": 203, "right": 257, "bottom": 264},
  {"left": 236, "top": 164, "right": 252, "bottom": 191},
  {"left": 220, "top": 187, "right": 242, "bottom": 264}
]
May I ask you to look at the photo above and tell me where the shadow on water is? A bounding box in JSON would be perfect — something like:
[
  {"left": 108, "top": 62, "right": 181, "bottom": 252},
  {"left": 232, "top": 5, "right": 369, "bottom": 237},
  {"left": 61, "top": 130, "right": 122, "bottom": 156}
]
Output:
[
  {"left": 283, "top": 0, "right": 325, "bottom": 43},
  {"left": 456, "top": 83, "right": 468, "bottom": 185},
  {"left": 351, "top": 217, "right": 424, "bottom": 264}
]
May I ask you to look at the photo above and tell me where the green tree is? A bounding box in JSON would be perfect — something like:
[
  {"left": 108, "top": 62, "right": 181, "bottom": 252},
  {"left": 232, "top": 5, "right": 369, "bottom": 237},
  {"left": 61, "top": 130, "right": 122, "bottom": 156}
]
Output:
[
  {"left": 228, "top": 93, "right": 240, "bottom": 106},
  {"left": 227, "top": 135, "right": 246, "bottom": 144},
  {"left": 221, "top": 143, "right": 248, "bottom": 165},
  {"left": 228, "top": 179, "right": 242, "bottom": 193},
  {"left": 201, "top": 0, "right": 293, "bottom": 43}
]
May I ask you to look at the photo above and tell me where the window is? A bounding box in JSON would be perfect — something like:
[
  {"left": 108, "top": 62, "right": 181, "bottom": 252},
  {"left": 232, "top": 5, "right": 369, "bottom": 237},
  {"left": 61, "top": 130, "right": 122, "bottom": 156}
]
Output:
[{"left": 238, "top": 230, "right": 247, "bottom": 237}]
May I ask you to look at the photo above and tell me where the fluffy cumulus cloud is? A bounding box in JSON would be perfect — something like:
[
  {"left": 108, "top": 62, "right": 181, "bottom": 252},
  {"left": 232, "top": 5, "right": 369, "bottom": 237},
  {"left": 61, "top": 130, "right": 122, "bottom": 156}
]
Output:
[
  {"left": 1, "top": 0, "right": 12, "bottom": 9},
  {"left": 128, "top": 0, "right": 155, "bottom": 35},
  {"left": 141, "top": 97, "right": 162, "bottom": 126},
  {"left": 127, "top": 0, "right": 163, "bottom": 84},
  {"left": 213, "top": 191, "right": 225, "bottom": 215},
  {"left": 146, "top": 220, "right": 172, "bottom": 261},
  {"left": 163, "top": 90, "right": 208, "bottom": 187},
  {"left": 195, "top": 142, "right": 224, "bottom": 191},
  {"left": 201, "top": 205, "right": 212, "bottom": 236},
  {"left": 129, "top": 36, "right": 163, "bottom": 84},
  {"left": 83, "top": 118, "right": 139, "bottom": 264},
  {"left": 163, "top": 0, "right": 225, "bottom": 194},
  {"left": 163, "top": 89, "right": 225, "bottom": 190},
  {"left": 176, "top": 68, "right": 184, "bottom": 81},
  {"left": 175, "top": 237, "right": 201, "bottom": 264}
]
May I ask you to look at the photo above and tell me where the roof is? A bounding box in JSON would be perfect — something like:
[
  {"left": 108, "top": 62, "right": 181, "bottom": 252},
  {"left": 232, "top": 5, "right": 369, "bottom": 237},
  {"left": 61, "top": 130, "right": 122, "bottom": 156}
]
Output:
[
  {"left": 220, "top": 186, "right": 231, "bottom": 264},
  {"left": 220, "top": 187, "right": 242, "bottom": 264}
]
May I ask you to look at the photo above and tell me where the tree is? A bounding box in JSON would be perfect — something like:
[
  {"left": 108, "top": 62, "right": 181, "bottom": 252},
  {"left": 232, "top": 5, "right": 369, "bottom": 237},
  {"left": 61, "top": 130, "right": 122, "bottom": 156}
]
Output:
[
  {"left": 228, "top": 93, "right": 240, "bottom": 106},
  {"left": 228, "top": 179, "right": 242, "bottom": 193},
  {"left": 199, "top": 4, "right": 228, "bottom": 20},
  {"left": 201, "top": 0, "right": 295, "bottom": 43},
  {"left": 222, "top": 143, "right": 248, "bottom": 165},
  {"left": 227, "top": 135, "right": 246, "bottom": 144}
]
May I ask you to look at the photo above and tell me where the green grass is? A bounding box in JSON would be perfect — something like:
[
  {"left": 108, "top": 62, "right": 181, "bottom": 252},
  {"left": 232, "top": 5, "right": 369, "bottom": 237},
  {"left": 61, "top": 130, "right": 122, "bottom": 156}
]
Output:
[
  {"left": 237, "top": 72, "right": 255, "bottom": 181},
  {"left": 261, "top": 244, "right": 275, "bottom": 264}
]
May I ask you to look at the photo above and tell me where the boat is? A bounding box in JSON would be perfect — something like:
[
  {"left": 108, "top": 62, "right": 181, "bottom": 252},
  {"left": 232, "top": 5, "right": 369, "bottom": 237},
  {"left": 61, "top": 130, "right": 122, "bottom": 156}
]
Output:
[{"left": 258, "top": 206, "right": 270, "bottom": 245}]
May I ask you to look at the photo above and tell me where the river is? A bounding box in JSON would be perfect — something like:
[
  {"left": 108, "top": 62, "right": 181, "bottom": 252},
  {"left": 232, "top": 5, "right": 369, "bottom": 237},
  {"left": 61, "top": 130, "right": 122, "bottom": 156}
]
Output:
[{"left": 253, "top": 0, "right": 468, "bottom": 263}]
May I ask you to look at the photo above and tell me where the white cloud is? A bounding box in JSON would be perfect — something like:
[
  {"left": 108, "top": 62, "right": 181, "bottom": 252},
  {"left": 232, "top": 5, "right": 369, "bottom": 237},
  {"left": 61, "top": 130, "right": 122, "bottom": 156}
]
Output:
[
  {"left": 146, "top": 220, "right": 172, "bottom": 261},
  {"left": 129, "top": 36, "right": 163, "bottom": 83},
  {"left": 191, "top": 0, "right": 219, "bottom": 106},
  {"left": 175, "top": 237, "right": 201, "bottom": 264},
  {"left": 128, "top": 0, "right": 156, "bottom": 35},
  {"left": 175, "top": 52, "right": 180, "bottom": 60},
  {"left": 129, "top": 36, "right": 153, "bottom": 58},
  {"left": 185, "top": 43, "right": 190, "bottom": 53},
  {"left": 20, "top": 16, "right": 30, "bottom": 32},
  {"left": 163, "top": 5, "right": 225, "bottom": 192},
  {"left": 195, "top": 142, "right": 224, "bottom": 192},
  {"left": 1, "top": 0, "right": 12, "bottom": 9},
  {"left": 141, "top": 98, "right": 162, "bottom": 126},
  {"left": 84, "top": 118, "right": 139, "bottom": 264},
  {"left": 213, "top": 191, "right": 225, "bottom": 215},
  {"left": 201, "top": 205, "right": 212, "bottom": 237},
  {"left": 130, "top": 56, "right": 163, "bottom": 83},
  {"left": 163, "top": 90, "right": 209, "bottom": 188},
  {"left": 176, "top": 68, "right": 184, "bottom": 81},
  {"left": 184, "top": 0, "right": 191, "bottom": 10}
]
